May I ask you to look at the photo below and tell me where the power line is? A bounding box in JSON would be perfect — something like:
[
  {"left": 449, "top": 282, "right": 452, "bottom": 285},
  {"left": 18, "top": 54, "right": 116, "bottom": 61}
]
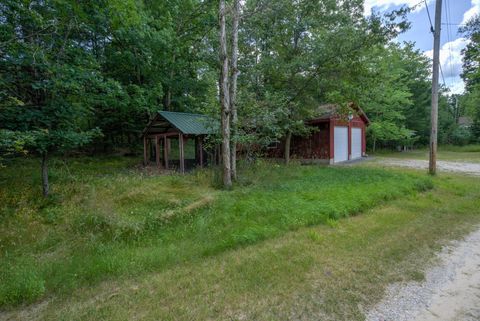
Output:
[
  {"left": 424, "top": 0, "right": 447, "bottom": 88},
  {"left": 424, "top": 0, "right": 435, "bottom": 33},
  {"left": 439, "top": 63, "right": 447, "bottom": 87},
  {"left": 410, "top": 0, "right": 430, "bottom": 12},
  {"left": 445, "top": 0, "right": 455, "bottom": 89}
]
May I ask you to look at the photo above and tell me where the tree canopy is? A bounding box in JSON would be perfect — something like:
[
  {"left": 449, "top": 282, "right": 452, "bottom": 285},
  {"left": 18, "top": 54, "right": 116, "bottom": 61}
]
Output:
[
  {"left": 460, "top": 14, "right": 480, "bottom": 141},
  {"left": 1, "top": 0, "right": 475, "bottom": 190}
]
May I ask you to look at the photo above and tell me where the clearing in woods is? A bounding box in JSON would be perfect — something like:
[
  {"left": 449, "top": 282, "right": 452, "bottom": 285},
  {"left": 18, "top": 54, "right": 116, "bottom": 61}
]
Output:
[{"left": 1, "top": 147, "right": 480, "bottom": 320}]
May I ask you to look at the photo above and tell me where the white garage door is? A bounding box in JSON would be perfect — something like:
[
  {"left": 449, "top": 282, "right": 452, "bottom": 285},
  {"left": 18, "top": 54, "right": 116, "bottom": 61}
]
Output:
[
  {"left": 334, "top": 126, "right": 348, "bottom": 163},
  {"left": 351, "top": 127, "right": 362, "bottom": 159}
]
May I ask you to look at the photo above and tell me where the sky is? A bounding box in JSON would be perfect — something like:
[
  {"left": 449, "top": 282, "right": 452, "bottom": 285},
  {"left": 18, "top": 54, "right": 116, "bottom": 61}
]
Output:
[{"left": 365, "top": 0, "right": 480, "bottom": 94}]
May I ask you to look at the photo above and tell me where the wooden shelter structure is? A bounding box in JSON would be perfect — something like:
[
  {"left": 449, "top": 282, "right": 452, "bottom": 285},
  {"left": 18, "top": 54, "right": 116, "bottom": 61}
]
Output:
[
  {"left": 269, "top": 103, "right": 370, "bottom": 164},
  {"left": 142, "top": 111, "right": 216, "bottom": 172}
]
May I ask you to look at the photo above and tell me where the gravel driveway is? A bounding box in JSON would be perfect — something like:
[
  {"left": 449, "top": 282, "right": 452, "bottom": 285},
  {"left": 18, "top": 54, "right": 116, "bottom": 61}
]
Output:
[
  {"left": 378, "top": 158, "right": 480, "bottom": 176},
  {"left": 366, "top": 228, "right": 480, "bottom": 321}
]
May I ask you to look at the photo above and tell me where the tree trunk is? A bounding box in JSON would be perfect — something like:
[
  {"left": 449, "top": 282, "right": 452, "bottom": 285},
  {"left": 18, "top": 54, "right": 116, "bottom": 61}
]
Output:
[
  {"left": 373, "top": 136, "right": 376, "bottom": 153},
  {"left": 41, "top": 152, "right": 49, "bottom": 197},
  {"left": 230, "top": 0, "right": 240, "bottom": 181},
  {"left": 284, "top": 131, "right": 292, "bottom": 164},
  {"left": 219, "top": 0, "right": 232, "bottom": 188},
  {"left": 163, "top": 54, "right": 176, "bottom": 111}
]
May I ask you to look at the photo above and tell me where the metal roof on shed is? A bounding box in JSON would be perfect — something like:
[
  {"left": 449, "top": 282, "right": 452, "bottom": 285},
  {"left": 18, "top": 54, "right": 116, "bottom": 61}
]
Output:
[
  {"left": 310, "top": 103, "right": 370, "bottom": 125},
  {"left": 155, "top": 111, "right": 215, "bottom": 135}
]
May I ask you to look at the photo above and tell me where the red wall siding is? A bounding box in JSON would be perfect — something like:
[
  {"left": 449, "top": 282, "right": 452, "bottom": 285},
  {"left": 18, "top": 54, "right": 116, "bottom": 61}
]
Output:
[
  {"left": 267, "top": 116, "right": 367, "bottom": 160},
  {"left": 290, "top": 122, "right": 330, "bottom": 159}
]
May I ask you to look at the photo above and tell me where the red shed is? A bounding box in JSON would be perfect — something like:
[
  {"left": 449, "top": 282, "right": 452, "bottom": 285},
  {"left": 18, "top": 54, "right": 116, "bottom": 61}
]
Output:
[{"left": 270, "top": 103, "right": 370, "bottom": 164}]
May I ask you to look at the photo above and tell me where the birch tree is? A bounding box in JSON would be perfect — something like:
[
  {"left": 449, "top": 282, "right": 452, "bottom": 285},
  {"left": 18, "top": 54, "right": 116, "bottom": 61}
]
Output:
[
  {"left": 219, "top": 0, "right": 232, "bottom": 187},
  {"left": 230, "top": 0, "right": 241, "bottom": 180}
]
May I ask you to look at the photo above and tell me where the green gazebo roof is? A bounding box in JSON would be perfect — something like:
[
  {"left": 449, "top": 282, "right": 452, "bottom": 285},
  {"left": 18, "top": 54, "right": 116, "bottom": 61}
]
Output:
[
  {"left": 143, "top": 111, "right": 216, "bottom": 136},
  {"left": 158, "top": 111, "right": 214, "bottom": 135}
]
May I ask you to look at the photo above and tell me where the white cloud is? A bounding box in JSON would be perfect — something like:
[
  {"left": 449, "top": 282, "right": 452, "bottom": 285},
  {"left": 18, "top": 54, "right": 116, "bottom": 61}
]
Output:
[
  {"left": 449, "top": 81, "right": 466, "bottom": 95},
  {"left": 462, "top": 0, "right": 480, "bottom": 24},
  {"left": 424, "top": 38, "right": 469, "bottom": 94},
  {"left": 364, "top": 0, "right": 433, "bottom": 15},
  {"left": 425, "top": 38, "right": 468, "bottom": 78}
]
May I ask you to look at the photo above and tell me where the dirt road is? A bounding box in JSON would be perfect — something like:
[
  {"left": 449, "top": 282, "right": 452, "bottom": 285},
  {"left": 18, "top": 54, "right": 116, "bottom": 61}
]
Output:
[
  {"left": 377, "top": 158, "right": 480, "bottom": 176},
  {"left": 367, "top": 157, "right": 480, "bottom": 320},
  {"left": 367, "top": 225, "right": 480, "bottom": 321}
]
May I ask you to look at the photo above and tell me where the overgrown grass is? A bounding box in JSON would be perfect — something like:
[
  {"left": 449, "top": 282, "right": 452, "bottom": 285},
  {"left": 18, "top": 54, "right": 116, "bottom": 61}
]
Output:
[
  {"left": 0, "top": 157, "right": 431, "bottom": 307},
  {"left": 2, "top": 173, "right": 480, "bottom": 321}
]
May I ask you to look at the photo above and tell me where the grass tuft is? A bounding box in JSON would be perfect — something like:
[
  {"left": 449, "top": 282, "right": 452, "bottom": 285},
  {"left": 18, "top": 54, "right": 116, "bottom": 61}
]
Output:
[{"left": 0, "top": 261, "right": 46, "bottom": 306}]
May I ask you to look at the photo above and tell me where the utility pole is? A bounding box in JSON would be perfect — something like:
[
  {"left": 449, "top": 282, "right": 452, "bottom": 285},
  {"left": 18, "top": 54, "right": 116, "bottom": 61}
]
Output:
[{"left": 429, "top": 0, "right": 442, "bottom": 175}]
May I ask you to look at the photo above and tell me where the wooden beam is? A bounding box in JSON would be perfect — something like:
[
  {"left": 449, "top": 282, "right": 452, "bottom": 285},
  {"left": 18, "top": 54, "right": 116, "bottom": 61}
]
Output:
[
  {"left": 143, "top": 136, "right": 148, "bottom": 166},
  {"left": 329, "top": 119, "right": 334, "bottom": 164},
  {"left": 362, "top": 125, "right": 366, "bottom": 156},
  {"left": 155, "top": 135, "right": 160, "bottom": 168},
  {"left": 199, "top": 137, "right": 204, "bottom": 168},
  {"left": 179, "top": 133, "right": 185, "bottom": 173},
  {"left": 348, "top": 119, "right": 352, "bottom": 160},
  {"left": 163, "top": 135, "right": 169, "bottom": 169},
  {"left": 194, "top": 137, "right": 198, "bottom": 165},
  {"left": 146, "top": 131, "right": 183, "bottom": 138}
]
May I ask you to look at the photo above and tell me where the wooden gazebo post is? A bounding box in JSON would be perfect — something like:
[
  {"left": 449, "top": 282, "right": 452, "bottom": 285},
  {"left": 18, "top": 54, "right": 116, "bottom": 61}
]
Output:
[
  {"left": 143, "top": 136, "right": 148, "bottom": 166},
  {"left": 179, "top": 133, "right": 185, "bottom": 173},
  {"left": 155, "top": 135, "right": 160, "bottom": 168},
  {"left": 142, "top": 111, "right": 214, "bottom": 172},
  {"left": 198, "top": 136, "right": 204, "bottom": 168},
  {"left": 163, "top": 135, "right": 169, "bottom": 169}
]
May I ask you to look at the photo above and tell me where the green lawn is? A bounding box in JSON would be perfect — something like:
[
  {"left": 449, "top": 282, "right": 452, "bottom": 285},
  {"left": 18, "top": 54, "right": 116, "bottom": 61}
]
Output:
[
  {"left": 373, "top": 144, "right": 480, "bottom": 163},
  {"left": 1, "top": 155, "right": 480, "bottom": 321}
]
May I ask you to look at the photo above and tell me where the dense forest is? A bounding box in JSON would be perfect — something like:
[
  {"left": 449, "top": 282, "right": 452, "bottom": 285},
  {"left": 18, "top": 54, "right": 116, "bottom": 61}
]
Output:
[{"left": 1, "top": 0, "right": 479, "bottom": 162}]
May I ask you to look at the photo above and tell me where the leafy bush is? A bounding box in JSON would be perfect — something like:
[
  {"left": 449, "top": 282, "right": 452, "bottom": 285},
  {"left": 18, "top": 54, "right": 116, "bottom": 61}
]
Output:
[{"left": 450, "top": 126, "right": 473, "bottom": 146}]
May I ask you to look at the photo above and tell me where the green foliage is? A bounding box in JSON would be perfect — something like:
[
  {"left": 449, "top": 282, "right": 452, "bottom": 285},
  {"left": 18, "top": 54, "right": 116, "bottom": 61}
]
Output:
[
  {"left": 460, "top": 15, "right": 480, "bottom": 91},
  {"left": 0, "top": 0, "right": 218, "bottom": 154},
  {"left": 0, "top": 157, "right": 431, "bottom": 306},
  {"left": 236, "top": 0, "right": 409, "bottom": 149},
  {"left": 0, "top": 0, "right": 471, "bottom": 158},
  {"left": 450, "top": 126, "right": 473, "bottom": 146},
  {"left": 0, "top": 0, "right": 460, "bottom": 157},
  {"left": 359, "top": 43, "right": 432, "bottom": 149},
  {"left": 460, "top": 15, "right": 480, "bottom": 142},
  {"left": 0, "top": 130, "right": 33, "bottom": 164},
  {"left": 0, "top": 0, "right": 107, "bottom": 157}
]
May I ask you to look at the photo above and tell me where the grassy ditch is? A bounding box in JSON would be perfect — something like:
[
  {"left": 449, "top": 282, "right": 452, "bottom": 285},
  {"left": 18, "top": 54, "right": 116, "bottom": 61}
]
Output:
[{"left": 0, "top": 157, "right": 432, "bottom": 307}]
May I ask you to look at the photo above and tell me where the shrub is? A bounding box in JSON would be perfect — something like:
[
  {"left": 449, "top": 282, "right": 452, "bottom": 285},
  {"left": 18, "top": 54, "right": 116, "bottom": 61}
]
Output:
[{"left": 450, "top": 126, "right": 473, "bottom": 146}]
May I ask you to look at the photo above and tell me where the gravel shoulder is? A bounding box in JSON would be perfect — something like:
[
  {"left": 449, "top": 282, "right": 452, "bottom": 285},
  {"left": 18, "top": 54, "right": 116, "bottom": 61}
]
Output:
[
  {"left": 377, "top": 158, "right": 480, "bottom": 176},
  {"left": 367, "top": 228, "right": 480, "bottom": 321}
]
